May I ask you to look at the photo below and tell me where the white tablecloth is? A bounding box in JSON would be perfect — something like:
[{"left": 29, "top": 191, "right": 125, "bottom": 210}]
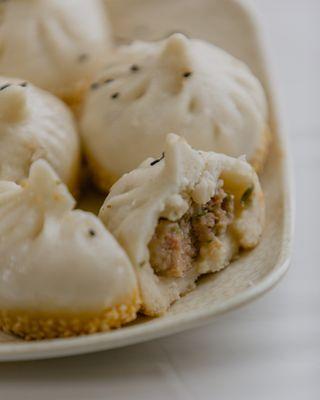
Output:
[{"left": 1, "top": 1, "right": 319, "bottom": 399}]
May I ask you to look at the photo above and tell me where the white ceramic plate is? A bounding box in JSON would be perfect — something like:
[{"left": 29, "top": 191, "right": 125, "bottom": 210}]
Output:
[{"left": 0, "top": 0, "right": 293, "bottom": 361}]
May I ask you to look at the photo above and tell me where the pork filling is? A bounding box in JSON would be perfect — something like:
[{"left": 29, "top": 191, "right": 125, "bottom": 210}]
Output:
[{"left": 148, "top": 181, "right": 235, "bottom": 278}]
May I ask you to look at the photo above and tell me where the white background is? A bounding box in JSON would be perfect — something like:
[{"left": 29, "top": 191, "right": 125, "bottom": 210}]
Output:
[{"left": 1, "top": 1, "right": 319, "bottom": 399}]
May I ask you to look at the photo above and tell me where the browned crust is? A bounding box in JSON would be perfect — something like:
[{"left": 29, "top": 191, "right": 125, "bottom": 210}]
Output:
[
  {"left": 53, "top": 78, "right": 90, "bottom": 117},
  {"left": 0, "top": 294, "right": 140, "bottom": 340},
  {"left": 83, "top": 146, "right": 120, "bottom": 193},
  {"left": 66, "top": 148, "right": 82, "bottom": 199},
  {"left": 249, "top": 126, "right": 272, "bottom": 174}
]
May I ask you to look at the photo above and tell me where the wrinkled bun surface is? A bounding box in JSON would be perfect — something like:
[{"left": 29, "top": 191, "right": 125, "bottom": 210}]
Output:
[
  {"left": 0, "top": 0, "right": 112, "bottom": 102},
  {"left": 0, "top": 160, "right": 139, "bottom": 339},
  {"left": 81, "top": 33, "right": 269, "bottom": 191},
  {"left": 0, "top": 78, "right": 80, "bottom": 193}
]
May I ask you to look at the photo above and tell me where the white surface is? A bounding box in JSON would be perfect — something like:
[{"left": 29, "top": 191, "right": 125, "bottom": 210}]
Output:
[{"left": 0, "top": 0, "right": 318, "bottom": 398}]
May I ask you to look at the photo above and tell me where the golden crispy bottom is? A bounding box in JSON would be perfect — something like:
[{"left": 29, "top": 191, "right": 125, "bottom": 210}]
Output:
[
  {"left": 66, "top": 147, "right": 82, "bottom": 199},
  {"left": 0, "top": 294, "right": 140, "bottom": 340},
  {"left": 54, "top": 78, "right": 90, "bottom": 117},
  {"left": 249, "top": 126, "right": 272, "bottom": 174},
  {"left": 84, "top": 147, "right": 120, "bottom": 193}
]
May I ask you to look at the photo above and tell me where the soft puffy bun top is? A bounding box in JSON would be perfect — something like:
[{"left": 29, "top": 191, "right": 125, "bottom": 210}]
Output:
[
  {"left": 0, "top": 77, "right": 80, "bottom": 192},
  {"left": 0, "top": 0, "right": 112, "bottom": 100},
  {"left": 81, "top": 33, "right": 269, "bottom": 190}
]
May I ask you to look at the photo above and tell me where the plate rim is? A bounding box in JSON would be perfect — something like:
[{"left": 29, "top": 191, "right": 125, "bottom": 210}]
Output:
[{"left": 0, "top": 0, "right": 294, "bottom": 362}]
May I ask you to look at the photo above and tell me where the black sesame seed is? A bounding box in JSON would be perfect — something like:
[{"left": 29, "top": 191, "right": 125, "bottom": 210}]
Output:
[
  {"left": 88, "top": 229, "right": 96, "bottom": 237},
  {"left": 150, "top": 152, "right": 165, "bottom": 166},
  {"left": 90, "top": 82, "right": 100, "bottom": 90},
  {"left": 20, "top": 82, "right": 28, "bottom": 87},
  {"left": 111, "top": 92, "right": 120, "bottom": 99},
  {"left": 0, "top": 83, "right": 11, "bottom": 91},
  {"left": 183, "top": 71, "right": 192, "bottom": 78},
  {"left": 130, "top": 64, "right": 140, "bottom": 72}
]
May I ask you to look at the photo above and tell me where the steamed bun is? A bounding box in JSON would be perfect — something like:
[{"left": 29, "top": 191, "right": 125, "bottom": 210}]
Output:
[
  {"left": 100, "top": 134, "right": 265, "bottom": 316},
  {"left": 81, "top": 33, "right": 270, "bottom": 191},
  {"left": 0, "top": 78, "right": 80, "bottom": 193},
  {"left": 0, "top": 160, "right": 140, "bottom": 340},
  {"left": 0, "top": 0, "right": 112, "bottom": 105}
]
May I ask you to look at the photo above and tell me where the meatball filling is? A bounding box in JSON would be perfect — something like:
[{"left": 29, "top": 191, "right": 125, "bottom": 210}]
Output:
[{"left": 148, "top": 181, "right": 235, "bottom": 278}]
